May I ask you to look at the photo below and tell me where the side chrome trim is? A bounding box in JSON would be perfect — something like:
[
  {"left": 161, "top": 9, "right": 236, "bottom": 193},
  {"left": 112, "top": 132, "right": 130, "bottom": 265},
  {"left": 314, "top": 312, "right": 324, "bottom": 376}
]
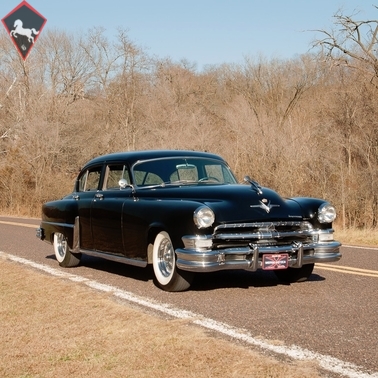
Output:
[{"left": 79, "top": 249, "right": 148, "bottom": 268}]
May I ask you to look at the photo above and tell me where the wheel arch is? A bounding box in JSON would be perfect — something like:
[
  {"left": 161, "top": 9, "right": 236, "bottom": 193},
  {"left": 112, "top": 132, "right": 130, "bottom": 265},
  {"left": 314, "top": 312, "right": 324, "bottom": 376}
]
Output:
[
  {"left": 146, "top": 217, "right": 189, "bottom": 264},
  {"left": 147, "top": 224, "right": 165, "bottom": 264},
  {"left": 41, "top": 221, "right": 75, "bottom": 249}
]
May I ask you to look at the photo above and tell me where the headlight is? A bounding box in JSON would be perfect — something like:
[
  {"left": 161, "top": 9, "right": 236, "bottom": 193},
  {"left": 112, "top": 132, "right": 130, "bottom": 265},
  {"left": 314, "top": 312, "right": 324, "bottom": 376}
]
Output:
[
  {"left": 193, "top": 206, "right": 215, "bottom": 229},
  {"left": 318, "top": 203, "right": 336, "bottom": 223}
]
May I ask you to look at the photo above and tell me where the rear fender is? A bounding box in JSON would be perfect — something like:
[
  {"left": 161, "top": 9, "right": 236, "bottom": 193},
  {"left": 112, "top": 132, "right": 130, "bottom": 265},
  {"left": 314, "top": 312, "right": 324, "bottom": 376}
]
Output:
[{"left": 40, "top": 219, "right": 75, "bottom": 249}]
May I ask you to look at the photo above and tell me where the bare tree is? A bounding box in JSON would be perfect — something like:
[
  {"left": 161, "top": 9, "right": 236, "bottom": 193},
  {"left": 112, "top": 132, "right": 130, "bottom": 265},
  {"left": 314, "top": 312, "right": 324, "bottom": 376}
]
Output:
[
  {"left": 314, "top": 6, "right": 378, "bottom": 84},
  {"left": 313, "top": 7, "right": 378, "bottom": 227},
  {"left": 1, "top": 23, "right": 378, "bottom": 229}
]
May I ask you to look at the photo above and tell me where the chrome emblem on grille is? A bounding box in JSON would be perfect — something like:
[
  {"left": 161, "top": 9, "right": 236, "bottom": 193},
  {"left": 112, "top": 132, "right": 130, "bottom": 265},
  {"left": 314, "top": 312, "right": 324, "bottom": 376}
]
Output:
[{"left": 250, "top": 199, "right": 280, "bottom": 213}]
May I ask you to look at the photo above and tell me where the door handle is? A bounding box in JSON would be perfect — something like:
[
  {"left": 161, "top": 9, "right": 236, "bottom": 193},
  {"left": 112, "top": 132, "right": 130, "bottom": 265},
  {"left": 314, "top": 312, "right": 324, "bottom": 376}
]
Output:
[{"left": 94, "top": 193, "right": 104, "bottom": 200}]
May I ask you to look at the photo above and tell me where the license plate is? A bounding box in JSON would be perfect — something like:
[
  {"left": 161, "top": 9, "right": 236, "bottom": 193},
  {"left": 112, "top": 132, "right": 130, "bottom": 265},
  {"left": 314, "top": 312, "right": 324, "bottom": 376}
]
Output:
[{"left": 262, "top": 253, "right": 289, "bottom": 270}]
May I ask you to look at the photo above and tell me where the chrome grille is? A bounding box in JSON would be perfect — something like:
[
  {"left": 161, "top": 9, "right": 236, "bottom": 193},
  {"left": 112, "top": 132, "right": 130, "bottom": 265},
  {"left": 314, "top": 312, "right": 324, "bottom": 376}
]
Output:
[{"left": 212, "top": 221, "right": 313, "bottom": 249}]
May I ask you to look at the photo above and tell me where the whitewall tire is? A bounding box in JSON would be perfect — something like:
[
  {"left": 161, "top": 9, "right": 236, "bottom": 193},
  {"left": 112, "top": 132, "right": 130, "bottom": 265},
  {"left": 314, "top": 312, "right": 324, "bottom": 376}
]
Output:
[
  {"left": 152, "top": 231, "right": 193, "bottom": 292},
  {"left": 53, "top": 232, "right": 81, "bottom": 267}
]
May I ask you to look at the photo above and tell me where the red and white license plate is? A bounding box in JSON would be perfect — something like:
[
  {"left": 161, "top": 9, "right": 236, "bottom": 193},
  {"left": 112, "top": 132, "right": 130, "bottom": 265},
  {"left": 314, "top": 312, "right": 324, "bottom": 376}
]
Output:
[{"left": 262, "top": 253, "right": 289, "bottom": 270}]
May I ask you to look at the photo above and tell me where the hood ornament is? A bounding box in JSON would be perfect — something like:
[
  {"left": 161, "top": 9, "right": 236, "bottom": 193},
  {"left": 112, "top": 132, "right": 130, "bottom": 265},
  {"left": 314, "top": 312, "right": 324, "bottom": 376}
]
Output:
[
  {"left": 250, "top": 199, "right": 280, "bottom": 213},
  {"left": 244, "top": 176, "right": 263, "bottom": 195}
]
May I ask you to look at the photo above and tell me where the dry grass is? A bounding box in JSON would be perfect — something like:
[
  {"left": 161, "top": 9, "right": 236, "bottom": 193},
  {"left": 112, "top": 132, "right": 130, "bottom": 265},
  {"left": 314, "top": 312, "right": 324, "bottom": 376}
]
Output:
[
  {"left": 334, "top": 226, "right": 378, "bottom": 247},
  {"left": 0, "top": 258, "right": 323, "bottom": 378}
]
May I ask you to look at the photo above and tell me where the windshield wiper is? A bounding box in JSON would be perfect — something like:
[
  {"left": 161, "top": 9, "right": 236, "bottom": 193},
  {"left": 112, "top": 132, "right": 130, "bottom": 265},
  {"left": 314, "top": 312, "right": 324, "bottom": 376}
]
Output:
[
  {"left": 244, "top": 176, "right": 263, "bottom": 195},
  {"left": 166, "top": 180, "right": 197, "bottom": 186},
  {"left": 140, "top": 180, "right": 196, "bottom": 189}
]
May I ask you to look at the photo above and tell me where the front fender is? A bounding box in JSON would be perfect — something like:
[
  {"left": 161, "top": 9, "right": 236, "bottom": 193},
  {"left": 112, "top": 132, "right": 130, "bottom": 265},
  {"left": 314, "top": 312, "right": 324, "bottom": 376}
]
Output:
[
  {"left": 289, "top": 197, "right": 333, "bottom": 228},
  {"left": 122, "top": 199, "right": 206, "bottom": 250}
]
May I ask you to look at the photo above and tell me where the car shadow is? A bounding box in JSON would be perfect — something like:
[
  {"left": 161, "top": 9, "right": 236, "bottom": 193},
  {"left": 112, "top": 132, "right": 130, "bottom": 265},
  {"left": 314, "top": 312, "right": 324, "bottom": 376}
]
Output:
[
  {"left": 46, "top": 254, "right": 325, "bottom": 290},
  {"left": 45, "top": 254, "right": 154, "bottom": 283},
  {"left": 190, "top": 270, "right": 325, "bottom": 291}
]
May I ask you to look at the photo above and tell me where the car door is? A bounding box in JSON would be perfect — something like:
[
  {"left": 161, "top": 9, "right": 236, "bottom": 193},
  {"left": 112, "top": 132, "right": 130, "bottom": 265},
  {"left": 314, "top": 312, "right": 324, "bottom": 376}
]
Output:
[
  {"left": 91, "top": 164, "right": 132, "bottom": 255},
  {"left": 75, "top": 165, "right": 103, "bottom": 250}
]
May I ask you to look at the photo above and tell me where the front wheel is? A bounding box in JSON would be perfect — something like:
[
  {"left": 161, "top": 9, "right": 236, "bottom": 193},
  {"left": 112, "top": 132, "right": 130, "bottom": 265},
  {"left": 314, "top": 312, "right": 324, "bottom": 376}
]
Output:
[
  {"left": 152, "top": 231, "right": 193, "bottom": 292},
  {"left": 53, "top": 233, "right": 81, "bottom": 267},
  {"left": 274, "top": 263, "right": 314, "bottom": 283}
]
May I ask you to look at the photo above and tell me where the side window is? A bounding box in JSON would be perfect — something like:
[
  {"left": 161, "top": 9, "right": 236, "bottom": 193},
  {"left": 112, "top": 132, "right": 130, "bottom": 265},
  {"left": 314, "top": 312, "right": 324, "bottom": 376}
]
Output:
[
  {"left": 78, "top": 171, "right": 88, "bottom": 192},
  {"left": 78, "top": 167, "right": 102, "bottom": 191},
  {"left": 87, "top": 170, "right": 101, "bottom": 190},
  {"left": 134, "top": 170, "right": 163, "bottom": 186},
  {"left": 104, "top": 165, "right": 131, "bottom": 190}
]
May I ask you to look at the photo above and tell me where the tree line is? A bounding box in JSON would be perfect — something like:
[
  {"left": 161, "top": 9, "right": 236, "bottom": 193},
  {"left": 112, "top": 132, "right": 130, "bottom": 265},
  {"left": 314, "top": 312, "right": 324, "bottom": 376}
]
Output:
[{"left": 0, "top": 8, "right": 378, "bottom": 229}]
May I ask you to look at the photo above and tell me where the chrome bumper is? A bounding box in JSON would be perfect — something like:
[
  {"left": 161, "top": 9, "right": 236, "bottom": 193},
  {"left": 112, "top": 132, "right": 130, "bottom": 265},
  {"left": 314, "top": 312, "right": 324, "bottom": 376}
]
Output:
[{"left": 176, "top": 241, "right": 342, "bottom": 272}]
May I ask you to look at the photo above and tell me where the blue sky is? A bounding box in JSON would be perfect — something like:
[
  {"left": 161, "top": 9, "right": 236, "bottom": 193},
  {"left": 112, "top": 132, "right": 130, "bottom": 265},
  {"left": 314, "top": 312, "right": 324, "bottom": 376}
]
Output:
[{"left": 1, "top": 0, "right": 376, "bottom": 69}]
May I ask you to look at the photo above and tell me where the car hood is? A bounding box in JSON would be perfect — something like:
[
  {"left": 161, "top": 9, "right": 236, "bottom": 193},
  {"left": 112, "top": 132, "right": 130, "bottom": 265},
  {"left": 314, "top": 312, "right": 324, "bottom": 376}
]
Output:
[{"left": 138, "top": 184, "right": 303, "bottom": 223}]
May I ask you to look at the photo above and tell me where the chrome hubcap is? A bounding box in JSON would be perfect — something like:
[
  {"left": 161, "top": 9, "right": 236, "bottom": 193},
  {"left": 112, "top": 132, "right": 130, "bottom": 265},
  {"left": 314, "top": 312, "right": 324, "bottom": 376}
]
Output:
[
  {"left": 56, "top": 233, "right": 67, "bottom": 258},
  {"left": 158, "top": 238, "right": 174, "bottom": 277}
]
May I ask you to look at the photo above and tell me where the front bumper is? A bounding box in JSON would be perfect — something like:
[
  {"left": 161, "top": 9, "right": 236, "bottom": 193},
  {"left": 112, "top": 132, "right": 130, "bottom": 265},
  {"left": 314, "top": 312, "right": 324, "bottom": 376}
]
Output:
[{"left": 176, "top": 241, "right": 342, "bottom": 272}]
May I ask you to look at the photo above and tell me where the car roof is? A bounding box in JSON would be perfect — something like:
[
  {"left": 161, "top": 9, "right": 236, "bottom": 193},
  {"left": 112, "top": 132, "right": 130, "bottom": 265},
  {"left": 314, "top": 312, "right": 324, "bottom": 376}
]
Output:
[{"left": 83, "top": 150, "right": 225, "bottom": 168}]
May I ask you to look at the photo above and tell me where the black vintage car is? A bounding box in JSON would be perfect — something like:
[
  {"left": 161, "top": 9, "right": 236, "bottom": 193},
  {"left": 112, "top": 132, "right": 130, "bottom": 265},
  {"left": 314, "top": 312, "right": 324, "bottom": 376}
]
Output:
[{"left": 37, "top": 150, "right": 341, "bottom": 291}]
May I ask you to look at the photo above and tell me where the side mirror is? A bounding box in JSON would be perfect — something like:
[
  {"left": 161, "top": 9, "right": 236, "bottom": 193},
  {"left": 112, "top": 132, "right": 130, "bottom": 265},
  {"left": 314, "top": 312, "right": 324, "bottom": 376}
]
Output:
[{"left": 118, "top": 178, "right": 129, "bottom": 189}]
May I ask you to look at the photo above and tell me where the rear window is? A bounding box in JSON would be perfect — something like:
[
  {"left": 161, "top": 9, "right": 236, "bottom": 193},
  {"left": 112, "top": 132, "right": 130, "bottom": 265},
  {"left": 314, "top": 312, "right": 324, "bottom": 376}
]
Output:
[{"left": 78, "top": 167, "right": 102, "bottom": 191}]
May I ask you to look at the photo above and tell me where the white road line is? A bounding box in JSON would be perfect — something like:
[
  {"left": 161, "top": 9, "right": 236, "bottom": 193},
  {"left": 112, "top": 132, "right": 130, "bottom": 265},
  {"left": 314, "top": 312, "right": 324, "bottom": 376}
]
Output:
[{"left": 1, "top": 251, "right": 377, "bottom": 378}]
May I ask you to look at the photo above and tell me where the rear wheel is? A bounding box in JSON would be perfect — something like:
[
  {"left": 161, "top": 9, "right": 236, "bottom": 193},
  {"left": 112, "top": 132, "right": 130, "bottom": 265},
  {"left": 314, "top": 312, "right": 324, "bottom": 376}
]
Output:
[
  {"left": 274, "top": 263, "right": 314, "bottom": 283},
  {"left": 152, "top": 231, "right": 193, "bottom": 292},
  {"left": 53, "top": 233, "right": 81, "bottom": 267}
]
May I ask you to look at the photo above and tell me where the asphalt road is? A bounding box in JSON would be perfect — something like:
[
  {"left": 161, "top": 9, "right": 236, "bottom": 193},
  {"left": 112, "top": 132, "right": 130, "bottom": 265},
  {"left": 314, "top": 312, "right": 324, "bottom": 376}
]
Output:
[{"left": 1, "top": 216, "right": 377, "bottom": 377}]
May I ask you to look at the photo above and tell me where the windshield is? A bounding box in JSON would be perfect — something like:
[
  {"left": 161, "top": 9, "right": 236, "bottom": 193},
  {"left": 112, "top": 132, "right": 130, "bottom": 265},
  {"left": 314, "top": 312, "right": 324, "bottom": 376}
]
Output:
[{"left": 132, "top": 157, "right": 237, "bottom": 187}]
